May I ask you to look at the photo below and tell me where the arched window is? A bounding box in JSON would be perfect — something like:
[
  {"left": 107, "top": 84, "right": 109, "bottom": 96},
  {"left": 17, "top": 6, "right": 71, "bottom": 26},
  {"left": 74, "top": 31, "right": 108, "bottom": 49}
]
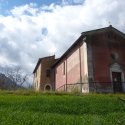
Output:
[
  {"left": 44, "top": 84, "right": 52, "bottom": 91},
  {"left": 46, "top": 69, "right": 50, "bottom": 77}
]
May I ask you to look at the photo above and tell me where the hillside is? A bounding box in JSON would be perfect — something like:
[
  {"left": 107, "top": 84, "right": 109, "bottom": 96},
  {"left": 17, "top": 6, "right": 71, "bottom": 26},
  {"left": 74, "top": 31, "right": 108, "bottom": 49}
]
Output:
[
  {"left": 0, "top": 73, "right": 21, "bottom": 90},
  {"left": 0, "top": 73, "right": 16, "bottom": 90},
  {"left": 0, "top": 91, "right": 125, "bottom": 125}
]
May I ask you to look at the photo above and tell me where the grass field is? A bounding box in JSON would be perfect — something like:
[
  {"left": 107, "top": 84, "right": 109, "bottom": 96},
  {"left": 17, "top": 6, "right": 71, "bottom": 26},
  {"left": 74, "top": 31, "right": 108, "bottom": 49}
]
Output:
[{"left": 0, "top": 91, "right": 125, "bottom": 125}]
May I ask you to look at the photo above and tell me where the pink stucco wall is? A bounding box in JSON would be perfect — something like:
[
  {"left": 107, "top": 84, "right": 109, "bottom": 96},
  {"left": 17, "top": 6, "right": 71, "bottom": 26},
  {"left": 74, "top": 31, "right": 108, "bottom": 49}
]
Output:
[{"left": 55, "top": 40, "right": 86, "bottom": 90}]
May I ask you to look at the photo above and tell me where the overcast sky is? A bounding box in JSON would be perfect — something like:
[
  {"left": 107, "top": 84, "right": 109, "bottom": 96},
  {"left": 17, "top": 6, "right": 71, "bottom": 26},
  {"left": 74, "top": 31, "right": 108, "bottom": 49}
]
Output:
[{"left": 0, "top": 0, "right": 125, "bottom": 76}]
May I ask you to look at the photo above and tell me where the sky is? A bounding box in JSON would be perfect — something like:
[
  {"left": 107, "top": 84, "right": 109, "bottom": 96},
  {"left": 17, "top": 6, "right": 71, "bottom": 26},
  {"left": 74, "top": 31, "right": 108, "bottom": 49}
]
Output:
[{"left": 0, "top": 0, "right": 125, "bottom": 83}]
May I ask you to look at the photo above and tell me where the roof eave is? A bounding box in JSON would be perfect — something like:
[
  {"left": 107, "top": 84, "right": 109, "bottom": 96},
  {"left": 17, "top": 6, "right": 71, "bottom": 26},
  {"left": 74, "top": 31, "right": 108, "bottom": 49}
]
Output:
[
  {"left": 52, "top": 34, "right": 85, "bottom": 68},
  {"left": 33, "top": 55, "right": 55, "bottom": 73},
  {"left": 33, "top": 58, "right": 41, "bottom": 73}
]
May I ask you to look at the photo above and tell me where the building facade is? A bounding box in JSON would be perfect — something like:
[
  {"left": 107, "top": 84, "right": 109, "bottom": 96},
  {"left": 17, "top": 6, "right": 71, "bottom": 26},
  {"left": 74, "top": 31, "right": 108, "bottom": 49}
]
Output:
[
  {"left": 33, "top": 55, "right": 56, "bottom": 91},
  {"left": 33, "top": 26, "right": 125, "bottom": 93}
]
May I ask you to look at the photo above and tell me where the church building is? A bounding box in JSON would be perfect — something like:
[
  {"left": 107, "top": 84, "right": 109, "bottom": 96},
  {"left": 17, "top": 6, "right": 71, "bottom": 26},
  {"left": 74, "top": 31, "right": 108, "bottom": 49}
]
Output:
[{"left": 33, "top": 25, "right": 125, "bottom": 93}]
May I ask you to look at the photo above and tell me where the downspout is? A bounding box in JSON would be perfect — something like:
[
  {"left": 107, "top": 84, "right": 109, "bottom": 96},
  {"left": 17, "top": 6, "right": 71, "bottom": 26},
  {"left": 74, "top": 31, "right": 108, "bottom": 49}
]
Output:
[
  {"left": 66, "top": 57, "right": 67, "bottom": 92},
  {"left": 53, "top": 68, "right": 55, "bottom": 91},
  {"left": 79, "top": 45, "right": 82, "bottom": 92}
]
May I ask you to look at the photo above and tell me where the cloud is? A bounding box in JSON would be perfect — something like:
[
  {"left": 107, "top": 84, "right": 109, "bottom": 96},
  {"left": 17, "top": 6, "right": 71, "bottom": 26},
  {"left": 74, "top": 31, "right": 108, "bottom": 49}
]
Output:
[
  {"left": 10, "top": 3, "right": 38, "bottom": 16},
  {"left": 62, "top": 0, "right": 84, "bottom": 5},
  {"left": 0, "top": 0, "right": 125, "bottom": 78}
]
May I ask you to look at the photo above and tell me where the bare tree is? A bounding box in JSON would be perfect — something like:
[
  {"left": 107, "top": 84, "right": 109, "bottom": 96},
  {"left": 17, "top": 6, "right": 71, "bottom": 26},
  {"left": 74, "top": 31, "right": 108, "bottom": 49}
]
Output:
[{"left": 0, "top": 66, "right": 29, "bottom": 89}]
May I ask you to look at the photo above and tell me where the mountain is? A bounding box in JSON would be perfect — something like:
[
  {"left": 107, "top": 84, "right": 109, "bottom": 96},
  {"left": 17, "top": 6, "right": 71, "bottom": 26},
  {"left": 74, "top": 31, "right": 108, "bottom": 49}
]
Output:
[{"left": 0, "top": 73, "right": 20, "bottom": 90}]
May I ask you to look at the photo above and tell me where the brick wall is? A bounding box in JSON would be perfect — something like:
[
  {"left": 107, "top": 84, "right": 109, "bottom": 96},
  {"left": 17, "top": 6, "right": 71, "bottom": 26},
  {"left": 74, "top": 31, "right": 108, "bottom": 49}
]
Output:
[
  {"left": 33, "top": 56, "right": 56, "bottom": 91},
  {"left": 91, "top": 30, "right": 125, "bottom": 92}
]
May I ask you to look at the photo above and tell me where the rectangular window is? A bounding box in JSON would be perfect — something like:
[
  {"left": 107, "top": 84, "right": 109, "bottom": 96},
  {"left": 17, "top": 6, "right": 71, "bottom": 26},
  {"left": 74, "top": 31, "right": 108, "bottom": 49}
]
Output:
[
  {"left": 37, "top": 81, "right": 39, "bottom": 89},
  {"left": 46, "top": 69, "right": 50, "bottom": 77},
  {"left": 34, "top": 82, "right": 36, "bottom": 88}
]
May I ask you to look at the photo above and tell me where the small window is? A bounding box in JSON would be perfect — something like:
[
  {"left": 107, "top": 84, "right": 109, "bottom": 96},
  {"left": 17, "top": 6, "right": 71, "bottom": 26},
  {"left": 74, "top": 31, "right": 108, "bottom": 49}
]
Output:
[
  {"left": 34, "top": 82, "right": 36, "bottom": 88},
  {"left": 46, "top": 69, "right": 50, "bottom": 77},
  {"left": 45, "top": 85, "right": 51, "bottom": 91},
  {"left": 111, "top": 52, "right": 119, "bottom": 60},
  {"left": 114, "top": 35, "right": 117, "bottom": 40},
  {"left": 108, "top": 34, "right": 111, "bottom": 39},
  {"left": 63, "top": 62, "right": 65, "bottom": 75}
]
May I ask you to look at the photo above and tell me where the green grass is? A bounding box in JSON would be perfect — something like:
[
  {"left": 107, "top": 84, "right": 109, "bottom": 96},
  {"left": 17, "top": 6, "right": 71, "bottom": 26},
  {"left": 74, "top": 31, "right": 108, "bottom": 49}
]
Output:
[{"left": 0, "top": 90, "right": 125, "bottom": 125}]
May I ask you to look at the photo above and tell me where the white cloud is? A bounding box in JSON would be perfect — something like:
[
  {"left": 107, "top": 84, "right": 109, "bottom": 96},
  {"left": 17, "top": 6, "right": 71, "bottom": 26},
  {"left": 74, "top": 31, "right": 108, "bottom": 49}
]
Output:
[
  {"left": 0, "top": 0, "right": 125, "bottom": 78},
  {"left": 11, "top": 3, "right": 38, "bottom": 16},
  {"left": 62, "top": 0, "right": 84, "bottom": 5}
]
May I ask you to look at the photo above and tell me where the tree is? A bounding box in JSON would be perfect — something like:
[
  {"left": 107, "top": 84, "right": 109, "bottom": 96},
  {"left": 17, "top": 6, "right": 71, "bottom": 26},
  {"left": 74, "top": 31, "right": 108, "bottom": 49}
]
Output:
[{"left": 0, "top": 66, "right": 29, "bottom": 89}]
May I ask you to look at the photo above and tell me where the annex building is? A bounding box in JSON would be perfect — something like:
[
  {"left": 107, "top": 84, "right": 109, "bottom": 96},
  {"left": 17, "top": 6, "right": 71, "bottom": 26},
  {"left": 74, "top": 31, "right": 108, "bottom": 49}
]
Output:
[{"left": 33, "top": 25, "right": 125, "bottom": 93}]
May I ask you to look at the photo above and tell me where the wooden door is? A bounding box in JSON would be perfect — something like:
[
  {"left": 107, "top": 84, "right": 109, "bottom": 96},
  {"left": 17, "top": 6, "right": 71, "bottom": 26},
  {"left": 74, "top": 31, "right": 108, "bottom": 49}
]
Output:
[{"left": 112, "top": 72, "right": 122, "bottom": 93}]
